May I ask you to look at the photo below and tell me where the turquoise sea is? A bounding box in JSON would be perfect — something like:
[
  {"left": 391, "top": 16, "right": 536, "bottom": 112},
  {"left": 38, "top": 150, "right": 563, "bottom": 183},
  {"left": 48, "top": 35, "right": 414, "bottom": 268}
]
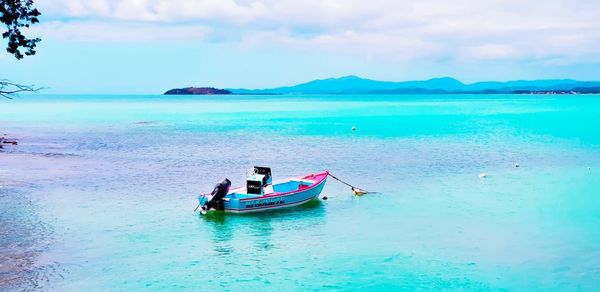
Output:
[{"left": 1, "top": 94, "right": 600, "bottom": 290}]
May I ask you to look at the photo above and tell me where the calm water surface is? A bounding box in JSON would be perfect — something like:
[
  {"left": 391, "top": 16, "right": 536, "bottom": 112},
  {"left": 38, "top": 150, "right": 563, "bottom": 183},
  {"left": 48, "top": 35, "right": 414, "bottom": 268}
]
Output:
[{"left": 1, "top": 94, "right": 600, "bottom": 290}]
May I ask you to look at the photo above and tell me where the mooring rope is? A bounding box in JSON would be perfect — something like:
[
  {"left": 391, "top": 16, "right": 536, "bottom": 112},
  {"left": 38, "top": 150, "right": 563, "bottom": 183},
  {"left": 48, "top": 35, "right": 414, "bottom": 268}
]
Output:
[{"left": 328, "top": 173, "right": 374, "bottom": 195}]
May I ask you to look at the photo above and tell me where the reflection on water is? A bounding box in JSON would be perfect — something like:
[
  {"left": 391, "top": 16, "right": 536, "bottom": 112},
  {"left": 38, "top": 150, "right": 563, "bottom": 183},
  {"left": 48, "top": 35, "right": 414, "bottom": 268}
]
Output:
[
  {"left": 201, "top": 212, "right": 233, "bottom": 255},
  {"left": 201, "top": 200, "right": 326, "bottom": 255}
]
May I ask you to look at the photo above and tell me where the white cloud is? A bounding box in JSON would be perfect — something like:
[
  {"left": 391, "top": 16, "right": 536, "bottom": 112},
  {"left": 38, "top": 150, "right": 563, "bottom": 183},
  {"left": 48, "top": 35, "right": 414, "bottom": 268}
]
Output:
[
  {"left": 461, "top": 44, "right": 520, "bottom": 61},
  {"left": 31, "top": 21, "right": 211, "bottom": 42},
  {"left": 32, "top": 0, "right": 600, "bottom": 64}
]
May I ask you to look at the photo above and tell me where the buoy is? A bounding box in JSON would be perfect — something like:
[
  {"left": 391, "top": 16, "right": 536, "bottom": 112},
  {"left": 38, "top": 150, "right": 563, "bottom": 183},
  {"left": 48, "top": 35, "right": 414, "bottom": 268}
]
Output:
[
  {"left": 479, "top": 173, "right": 487, "bottom": 179},
  {"left": 351, "top": 126, "right": 356, "bottom": 131},
  {"left": 515, "top": 163, "right": 520, "bottom": 168},
  {"left": 322, "top": 196, "right": 328, "bottom": 200},
  {"left": 352, "top": 187, "right": 368, "bottom": 196}
]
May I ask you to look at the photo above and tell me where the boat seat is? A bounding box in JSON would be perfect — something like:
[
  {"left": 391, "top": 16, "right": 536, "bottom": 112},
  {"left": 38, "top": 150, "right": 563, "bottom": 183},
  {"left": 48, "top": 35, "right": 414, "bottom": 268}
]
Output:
[
  {"left": 264, "top": 185, "right": 274, "bottom": 195},
  {"left": 229, "top": 191, "right": 261, "bottom": 198},
  {"left": 292, "top": 179, "right": 316, "bottom": 185}
]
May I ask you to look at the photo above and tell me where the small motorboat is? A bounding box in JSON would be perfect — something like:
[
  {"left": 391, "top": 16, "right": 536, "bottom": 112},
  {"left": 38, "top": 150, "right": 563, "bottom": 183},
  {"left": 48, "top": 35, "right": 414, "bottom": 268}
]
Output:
[{"left": 197, "top": 167, "right": 328, "bottom": 214}]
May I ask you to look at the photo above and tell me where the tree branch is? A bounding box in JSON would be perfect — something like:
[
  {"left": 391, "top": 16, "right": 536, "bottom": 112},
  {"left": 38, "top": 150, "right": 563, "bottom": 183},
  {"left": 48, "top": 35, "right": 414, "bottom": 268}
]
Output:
[{"left": 0, "top": 80, "right": 42, "bottom": 99}]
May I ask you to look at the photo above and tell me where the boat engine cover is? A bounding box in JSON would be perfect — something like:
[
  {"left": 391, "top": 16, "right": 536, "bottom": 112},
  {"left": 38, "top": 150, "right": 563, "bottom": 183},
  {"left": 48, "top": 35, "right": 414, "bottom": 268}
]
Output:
[{"left": 204, "top": 178, "right": 231, "bottom": 211}]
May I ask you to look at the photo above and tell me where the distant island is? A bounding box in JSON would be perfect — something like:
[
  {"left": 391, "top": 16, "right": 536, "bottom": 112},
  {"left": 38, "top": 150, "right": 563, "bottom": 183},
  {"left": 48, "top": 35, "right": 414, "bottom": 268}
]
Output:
[
  {"left": 164, "top": 76, "right": 600, "bottom": 95},
  {"left": 164, "top": 87, "right": 232, "bottom": 95}
]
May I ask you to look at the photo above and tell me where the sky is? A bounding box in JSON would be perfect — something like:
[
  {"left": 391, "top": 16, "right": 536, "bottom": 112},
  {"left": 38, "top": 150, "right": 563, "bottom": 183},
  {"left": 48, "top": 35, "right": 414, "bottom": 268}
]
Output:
[{"left": 2, "top": 0, "right": 600, "bottom": 94}]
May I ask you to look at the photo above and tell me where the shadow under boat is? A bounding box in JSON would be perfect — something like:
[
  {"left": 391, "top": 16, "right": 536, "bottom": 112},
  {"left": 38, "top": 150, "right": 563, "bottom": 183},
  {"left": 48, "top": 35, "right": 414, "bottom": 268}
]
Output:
[{"left": 200, "top": 199, "right": 326, "bottom": 254}]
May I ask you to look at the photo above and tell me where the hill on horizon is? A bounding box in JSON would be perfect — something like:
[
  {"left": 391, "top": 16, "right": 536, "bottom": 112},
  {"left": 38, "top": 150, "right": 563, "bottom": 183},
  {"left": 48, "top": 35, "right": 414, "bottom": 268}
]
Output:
[{"left": 227, "top": 75, "right": 600, "bottom": 94}]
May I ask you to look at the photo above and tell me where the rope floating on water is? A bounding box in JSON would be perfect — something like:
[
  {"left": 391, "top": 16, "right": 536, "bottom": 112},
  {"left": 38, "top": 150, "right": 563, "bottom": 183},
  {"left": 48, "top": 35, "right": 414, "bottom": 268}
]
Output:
[{"left": 327, "top": 173, "right": 374, "bottom": 196}]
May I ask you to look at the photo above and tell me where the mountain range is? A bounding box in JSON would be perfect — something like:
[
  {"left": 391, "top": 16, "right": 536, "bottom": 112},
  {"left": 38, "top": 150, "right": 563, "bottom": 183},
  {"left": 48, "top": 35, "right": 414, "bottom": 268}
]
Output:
[{"left": 226, "top": 76, "right": 600, "bottom": 94}]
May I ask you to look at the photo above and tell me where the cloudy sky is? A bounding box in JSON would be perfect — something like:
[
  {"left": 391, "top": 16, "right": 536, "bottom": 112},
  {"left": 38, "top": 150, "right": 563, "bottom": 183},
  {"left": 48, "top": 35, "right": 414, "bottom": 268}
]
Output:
[{"left": 3, "top": 0, "right": 600, "bottom": 93}]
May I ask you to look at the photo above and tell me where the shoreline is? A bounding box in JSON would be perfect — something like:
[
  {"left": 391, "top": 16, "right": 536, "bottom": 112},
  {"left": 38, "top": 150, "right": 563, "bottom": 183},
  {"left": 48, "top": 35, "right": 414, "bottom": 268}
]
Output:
[{"left": 162, "top": 91, "right": 600, "bottom": 96}]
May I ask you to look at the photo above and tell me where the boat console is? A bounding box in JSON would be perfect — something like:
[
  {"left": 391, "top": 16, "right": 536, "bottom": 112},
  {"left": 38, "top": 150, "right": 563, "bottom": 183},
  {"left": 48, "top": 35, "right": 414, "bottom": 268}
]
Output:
[
  {"left": 246, "top": 166, "right": 272, "bottom": 195},
  {"left": 246, "top": 174, "right": 266, "bottom": 195},
  {"left": 254, "top": 166, "right": 272, "bottom": 185}
]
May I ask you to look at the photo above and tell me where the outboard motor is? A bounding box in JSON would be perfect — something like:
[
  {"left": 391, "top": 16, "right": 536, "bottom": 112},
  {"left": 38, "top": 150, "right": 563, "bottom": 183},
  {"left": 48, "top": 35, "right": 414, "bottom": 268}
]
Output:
[{"left": 201, "top": 178, "right": 231, "bottom": 213}]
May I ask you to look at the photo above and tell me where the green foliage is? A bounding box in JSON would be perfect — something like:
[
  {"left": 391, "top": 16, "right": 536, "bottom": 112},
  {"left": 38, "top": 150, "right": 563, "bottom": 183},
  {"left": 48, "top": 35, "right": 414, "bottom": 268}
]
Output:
[{"left": 0, "top": 0, "right": 41, "bottom": 59}]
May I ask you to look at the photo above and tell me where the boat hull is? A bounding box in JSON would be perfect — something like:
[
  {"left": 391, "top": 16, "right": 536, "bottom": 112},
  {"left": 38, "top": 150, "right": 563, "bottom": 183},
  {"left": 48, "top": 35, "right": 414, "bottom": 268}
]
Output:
[{"left": 225, "top": 178, "right": 326, "bottom": 213}]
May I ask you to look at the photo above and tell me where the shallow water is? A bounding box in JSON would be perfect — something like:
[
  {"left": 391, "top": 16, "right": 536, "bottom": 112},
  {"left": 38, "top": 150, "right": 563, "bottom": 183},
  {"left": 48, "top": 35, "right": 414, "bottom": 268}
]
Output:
[{"left": 1, "top": 94, "right": 599, "bottom": 290}]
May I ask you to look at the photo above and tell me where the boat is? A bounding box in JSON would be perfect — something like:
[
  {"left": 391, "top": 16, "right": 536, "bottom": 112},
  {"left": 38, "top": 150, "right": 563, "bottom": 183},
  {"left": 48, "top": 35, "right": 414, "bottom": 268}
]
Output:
[{"left": 197, "top": 167, "right": 329, "bottom": 214}]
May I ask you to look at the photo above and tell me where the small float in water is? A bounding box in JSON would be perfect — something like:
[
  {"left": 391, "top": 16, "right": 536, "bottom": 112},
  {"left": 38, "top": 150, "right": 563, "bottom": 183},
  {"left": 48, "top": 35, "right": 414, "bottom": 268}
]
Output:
[{"left": 197, "top": 167, "right": 328, "bottom": 214}]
